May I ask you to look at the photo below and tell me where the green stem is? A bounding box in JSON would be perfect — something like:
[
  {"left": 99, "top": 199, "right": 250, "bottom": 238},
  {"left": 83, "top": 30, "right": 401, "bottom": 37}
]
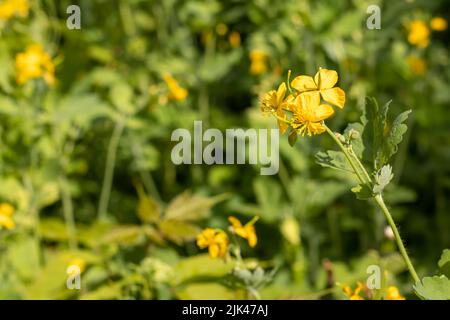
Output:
[
  {"left": 323, "top": 125, "right": 367, "bottom": 184},
  {"left": 324, "top": 124, "right": 420, "bottom": 284},
  {"left": 59, "top": 176, "right": 77, "bottom": 250},
  {"left": 374, "top": 194, "right": 420, "bottom": 283},
  {"left": 97, "top": 119, "right": 126, "bottom": 221}
]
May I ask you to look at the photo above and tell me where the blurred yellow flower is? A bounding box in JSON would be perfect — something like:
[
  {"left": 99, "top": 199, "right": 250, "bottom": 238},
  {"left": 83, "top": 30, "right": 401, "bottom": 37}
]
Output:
[
  {"left": 385, "top": 286, "right": 405, "bottom": 300},
  {"left": 0, "top": 0, "right": 29, "bottom": 20},
  {"left": 197, "top": 228, "right": 228, "bottom": 258},
  {"left": 343, "top": 282, "right": 365, "bottom": 300},
  {"left": 15, "top": 44, "right": 55, "bottom": 85},
  {"left": 249, "top": 50, "right": 267, "bottom": 75},
  {"left": 163, "top": 74, "right": 188, "bottom": 101},
  {"left": 216, "top": 23, "right": 228, "bottom": 36},
  {"left": 228, "top": 216, "right": 258, "bottom": 247},
  {"left": 291, "top": 68, "right": 346, "bottom": 108},
  {"left": 291, "top": 92, "right": 335, "bottom": 136},
  {"left": 430, "top": 17, "right": 447, "bottom": 31},
  {"left": 68, "top": 258, "right": 86, "bottom": 273},
  {"left": 0, "top": 203, "right": 15, "bottom": 230},
  {"left": 407, "top": 20, "right": 430, "bottom": 48},
  {"left": 229, "top": 31, "right": 241, "bottom": 48},
  {"left": 407, "top": 55, "right": 427, "bottom": 75}
]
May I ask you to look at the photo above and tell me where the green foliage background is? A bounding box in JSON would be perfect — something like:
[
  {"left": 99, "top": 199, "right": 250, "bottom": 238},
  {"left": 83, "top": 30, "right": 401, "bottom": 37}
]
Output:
[{"left": 0, "top": 0, "right": 449, "bottom": 299}]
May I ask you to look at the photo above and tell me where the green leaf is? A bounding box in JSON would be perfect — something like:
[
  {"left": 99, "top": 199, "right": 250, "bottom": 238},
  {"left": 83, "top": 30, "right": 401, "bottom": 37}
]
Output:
[
  {"left": 360, "top": 97, "right": 411, "bottom": 170},
  {"left": 172, "top": 254, "right": 234, "bottom": 285},
  {"left": 361, "top": 97, "right": 389, "bottom": 170},
  {"left": 175, "top": 283, "right": 236, "bottom": 300},
  {"left": 373, "top": 165, "right": 394, "bottom": 194},
  {"left": 136, "top": 184, "right": 160, "bottom": 223},
  {"left": 438, "top": 249, "right": 450, "bottom": 278},
  {"left": 165, "top": 191, "right": 227, "bottom": 221},
  {"left": 158, "top": 219, "right": 200, "bottom": 244},
  {"left": 414, "top": 276, "right": 450, "bottom": 300},
  {"left": 351, "top": 184, "right": 373, "bottom": 200},
  {"left": 383, "top": 109, "right": 412, "bottom": 163},
  {"left": 316, "top": 150, "right": 352, "bottom": 172}
]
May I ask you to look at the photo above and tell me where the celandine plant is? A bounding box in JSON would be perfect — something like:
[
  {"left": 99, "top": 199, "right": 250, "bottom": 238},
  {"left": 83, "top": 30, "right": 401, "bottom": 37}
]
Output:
[{"left": 259, "top": 68, "right": 450, "bottom": 300}]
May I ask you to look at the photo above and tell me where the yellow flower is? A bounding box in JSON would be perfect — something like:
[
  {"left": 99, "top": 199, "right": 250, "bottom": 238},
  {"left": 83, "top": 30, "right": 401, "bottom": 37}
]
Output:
[
  {"left": 260, "top": 82, "right": 293, "bottom": 134},
  {"left": 68, "top": 258, "right": 86, "bottom": 273},
  {"left": 197, "top": 228, "right": 229, "bottom": 258},
  {"left": 407, "top": 55, "right": 427, "bottom": 75},
  {"left": 228, "top": 216, "right": 258, "bottom": 248},
  {"left": 0, "top": 0, "right": 29, "bottom": 20},
  {"left": 0, "top": 203, "right": 15, "bottom": 230},
  {"left": 291, "top": 91, "right": 335, "bottom": 136},
  {"left": 249, "top": 50, "right": 267, "bottom": 75},
  {"left": 15, "top": 44, "right": 55, "bottom": 85},
  {"left": 385, "top": 286, "right": 405, "bottom": 300},
  {"left": 343, "top": 282, "right": 365, "bottom": 300},
  {"left": 163, "top": 74, "right": 188, "bottom": 101},
  {"left": 407, "top": 20, "right": 430, "bottom": 48},
  {"left": 430, "top": 17, "right": 447, "bottom": 31},
  {"left": 291, "top": 68, "right": 346, "bottom": 108},
  {"left": 229, "top": 31, "right": 241, "bottom": 48}
]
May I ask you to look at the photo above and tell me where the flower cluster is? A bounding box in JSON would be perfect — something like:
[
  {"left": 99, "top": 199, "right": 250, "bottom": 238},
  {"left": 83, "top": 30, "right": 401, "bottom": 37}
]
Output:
[
  {"left": 260, "top": 68, "right": 346, "bottom": 136},
  {"left": 342, "top": 282, "right": 405, "bottom": 300},
  {"left": 249, "top": 50, "right": 267, "bottom": 75},
  {"left": 407, "top": 17, "right": 447, "bottom": 48},
  {"left": 163, "top": 74, "right": 188, "bottom": 101},
  {"left": 0, "top": 0, "right": 28, "bottom": 21},
  {"left": 15, "top": 44, "right": 55, "bottom": 85},
  {"left": 196, "top": 216, "right": 258, "bottom": 259},
  {"left": 0, "top": 203, "right": 15, "bottom": 230}
]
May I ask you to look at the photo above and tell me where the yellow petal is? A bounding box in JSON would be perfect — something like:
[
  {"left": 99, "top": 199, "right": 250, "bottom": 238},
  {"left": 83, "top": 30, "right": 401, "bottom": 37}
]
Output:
[
  {"left": 320, "top": 87, "right": 345, "bottom": 108},
  {"left": 291, "top": 75, "right": 317, "bottom": 92},
  {"left": 311, "top": 104, "right": 334, "bottom": 122},
  {"left": 276, "top": 82, "right": 287, "bottom": 106},
  {"left": 228, "top": 216, "right": 242, "bottom": 229},
  {"left": 0, "top": 215, "right": 15, "bottom": 230},
  {"left": 299, "top": 91, "right": 321, "bottom": 109},
  {"left": 276, "top": 109, "right": 288, "bottom": 135},
  {"left": 247, "top": 230, "right": 257, "bottom": 247},
  {"left": 314, "top": 69, "right": 338, "bottom": 89},
  {"left": 208, "top": 244, "right": 219, "bottom": 258},
  {"left": 0, "top": 203, "right": 14, "bottom": 216}
]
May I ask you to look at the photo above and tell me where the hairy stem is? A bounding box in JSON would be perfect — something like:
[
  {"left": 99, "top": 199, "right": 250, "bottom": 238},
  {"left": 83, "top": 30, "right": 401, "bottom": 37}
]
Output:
[{"left": 324, "top": 124, "right": 420, "bottom": 284}]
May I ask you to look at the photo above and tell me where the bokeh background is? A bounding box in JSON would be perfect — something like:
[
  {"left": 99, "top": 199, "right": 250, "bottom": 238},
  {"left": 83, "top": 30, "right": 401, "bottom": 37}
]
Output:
[{"left": 0, "top": 0, "right": 448, "bottom": 299}]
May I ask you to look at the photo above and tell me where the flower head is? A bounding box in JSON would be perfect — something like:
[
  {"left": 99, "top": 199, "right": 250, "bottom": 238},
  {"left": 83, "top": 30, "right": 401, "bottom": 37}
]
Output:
[
  {"left": 0, "top": 203, "right": 15, "bottom": 230},
  {"left": 163, "top": 74, "right": 188, "bottom": 101},
  {"left": 229, "top": 31, "right": 241, "bottom": 48},
  {"left": 249, "top": 50, "right": 267, "bottom": 75},
  {"left": 385, "top": 286, "right": 405, "bottom": 300},
  {"left": 260, "top": 82, "right": 294, "bottom": 134},
  {"left": 407, "top": 55, "right": 427, "bottom": 75},
  {"left": 407, "top": 20, "right": 430, "bottom": 48},
  {"left": 0, "top": 0, "right": 29, "bottom": 20},
  {"left": 343, "top": 282, "right": 365, "bottom": 300},
  {"left": 430, "top": 17, "right": 447, "bottom": 31},
  {"left": 291, "top": 68, "right": 346, "bottom": 108},
  {"left": 291, "top": 92, "right": 334, "bottom": 136},
  {"left": 196, "top": 228, "right": 228, "bottom": 258},
  {"left": 15, "top": 44, "right": 55, "bottom": 85},
  {"left": 228, "top": 216, "right": 258, "bottom": 247}
]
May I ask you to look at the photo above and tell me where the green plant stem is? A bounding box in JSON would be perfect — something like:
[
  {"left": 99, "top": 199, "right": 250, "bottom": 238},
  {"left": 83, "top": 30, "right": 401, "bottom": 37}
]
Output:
[
  {"left": 323, "top": 125, "right": 367, "bottom": 184},
  {"left": 373, "top": 194, "right": 420, "bottom": 283},
  {"left": 324, "top": 124, "right": 420, "bottom": 284},
  {"left": 97, "top": 119, "right": 125, "bottom": 221},
  {"left": 59, "top": 176, "right": 77, "bottom": 250}
]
